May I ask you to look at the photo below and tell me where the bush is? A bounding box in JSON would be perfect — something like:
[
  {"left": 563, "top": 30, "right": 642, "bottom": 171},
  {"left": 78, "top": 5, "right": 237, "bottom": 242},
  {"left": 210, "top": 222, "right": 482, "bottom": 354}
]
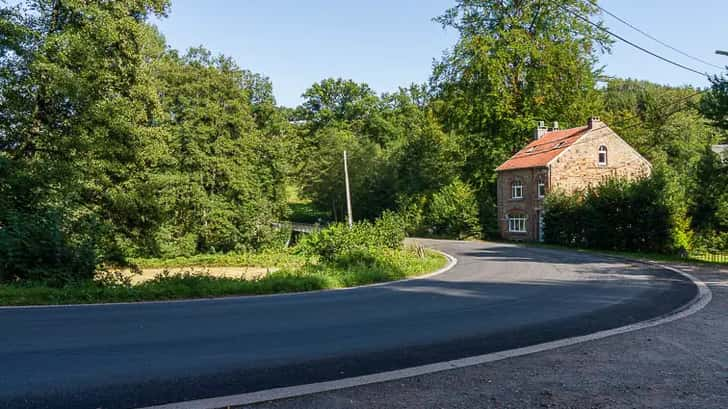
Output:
[
  {"left": 425, "top": 178, "right": 482, "bottom": 239},
  {"left": 396, "top": 194, "right": 427, "bottom": 236},
  {"left": 543, "top": 168, "right": 692, "bottom": 254},
  {"left": 693, "top": 231, "right": 728, "bottom": 251},
  {"left": 297, "top": 211, "right": 405, "bottom": 262},
  {"left": 0, "top": 208, "right": 101, "bottom": 284}
]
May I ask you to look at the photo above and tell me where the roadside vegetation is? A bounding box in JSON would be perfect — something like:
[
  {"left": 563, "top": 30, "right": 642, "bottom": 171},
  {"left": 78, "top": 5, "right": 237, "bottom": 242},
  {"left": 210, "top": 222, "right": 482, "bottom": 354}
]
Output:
[
  {"left": 0, "top": 248, "right": 445, "bottom": 306},
  {"left": 0, "top": 213, "right": 446, "bottom": 306}
]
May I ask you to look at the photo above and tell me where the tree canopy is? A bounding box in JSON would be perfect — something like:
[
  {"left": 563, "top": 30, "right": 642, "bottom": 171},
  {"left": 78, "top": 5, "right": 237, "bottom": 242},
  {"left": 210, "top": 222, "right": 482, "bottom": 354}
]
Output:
[{"left": 2, "top": 0, "right": 727, "bottom": 283}]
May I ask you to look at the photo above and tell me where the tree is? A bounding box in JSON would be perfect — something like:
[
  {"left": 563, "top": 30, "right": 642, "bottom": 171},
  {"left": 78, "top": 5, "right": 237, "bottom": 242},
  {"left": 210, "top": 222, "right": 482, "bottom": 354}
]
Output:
[
  {"left": 145, "top": 48, "right": 288, "bottom": 256},
  {"left": 297, "top": 78, "right": 380, "bottom": 134},
  {"left": 701, "top": 72, "right": 728, "bottom": 130},
  {"left": 430, "top": 0, "right": 611, "bottom": 235},
  {"left": 0, "top": 0, "right": 170, "bottom": 279},
  {"left": 601, "top": 79, "right": 717, "bottom": 179}
]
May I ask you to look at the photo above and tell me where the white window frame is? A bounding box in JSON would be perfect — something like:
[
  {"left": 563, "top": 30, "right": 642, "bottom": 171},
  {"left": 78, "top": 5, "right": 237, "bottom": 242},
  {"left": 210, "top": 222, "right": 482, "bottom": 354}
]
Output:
[
  {"left": 508, "top": 214, "right": 527, "bottom": 233},
  {"left": 537, "top": 179, "right": 546, "bottom": 198},
  {"left": 511, "top": 180, "right": 523, "bottom": 199},
  {"left": 598, "top": 145, "right": 608, "bottom": 166}
]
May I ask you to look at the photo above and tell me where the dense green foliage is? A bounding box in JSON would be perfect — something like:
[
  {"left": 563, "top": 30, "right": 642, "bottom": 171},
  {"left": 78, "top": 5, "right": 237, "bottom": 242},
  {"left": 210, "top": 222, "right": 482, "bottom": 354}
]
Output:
[
  {"left": 297, "top": 212, "right": 406, "bottom": 262},
  {"left": 543, "top": 168, "right": 692, "bottom": 253},
  {"left": 1, "top": 1, "right": 289, "bottom": 282},
  {"left": 695, "top": 74, "right": 728, "bottom": 250},
  {"left": 2, "top": 0, "right": 727, "bottom": 286},
  {"left": 1, "top": 0, "right": 172, "bottom": 281},
  {"left": 398, "top": 178, "right": 481, "bottom": 239}
]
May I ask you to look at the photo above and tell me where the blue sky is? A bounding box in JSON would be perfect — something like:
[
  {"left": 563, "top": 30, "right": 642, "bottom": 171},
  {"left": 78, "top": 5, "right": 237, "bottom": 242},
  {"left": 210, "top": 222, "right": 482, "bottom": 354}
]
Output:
[{"left": 153, "top": 0, "right": 728, "bottom": 107}]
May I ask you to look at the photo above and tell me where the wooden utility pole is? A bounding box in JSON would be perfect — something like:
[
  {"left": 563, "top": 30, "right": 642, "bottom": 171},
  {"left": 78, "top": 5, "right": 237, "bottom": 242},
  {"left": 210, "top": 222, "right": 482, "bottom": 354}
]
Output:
[{"left": 343, "top": 150, "right": 353, "bottom": 228}]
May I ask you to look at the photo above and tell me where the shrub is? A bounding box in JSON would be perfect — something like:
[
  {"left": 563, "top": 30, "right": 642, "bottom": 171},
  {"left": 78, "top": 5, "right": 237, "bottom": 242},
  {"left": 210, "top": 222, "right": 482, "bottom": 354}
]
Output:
[
  {"left": 425, "top": 178, "right": 481, "bottom": 239},
  {"left": 396, "top": 194, "right": 427, "bottom": 236},
  {"left": 693, "top": 231, "right": 728, "bottom": 251},
  {"left": 371, "top": 211, "right": 407, "bottom": 249},
  {"left": 0, "top": 208, "right": 101, "bottom": 284},
  {"left": 543, "top": 168, "right": 693, "bottom": 254},
  {"left": 297, "top": 211, "right": 405, "bottom": 262},
  {"left": 154, "top": 225, "right": 199, "bottom": 259}
]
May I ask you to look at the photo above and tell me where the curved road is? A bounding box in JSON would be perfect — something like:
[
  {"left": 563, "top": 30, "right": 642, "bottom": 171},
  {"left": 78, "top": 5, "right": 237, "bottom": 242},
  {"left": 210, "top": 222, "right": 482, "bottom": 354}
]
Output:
[{"left": 0, "top": 240, "right": 697, "bottom": 409}]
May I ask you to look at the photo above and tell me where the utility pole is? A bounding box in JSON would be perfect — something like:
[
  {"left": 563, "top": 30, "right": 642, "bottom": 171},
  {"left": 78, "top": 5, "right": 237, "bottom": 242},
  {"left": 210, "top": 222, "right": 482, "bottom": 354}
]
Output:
[{"left": 343, "top": 150, "right": 353, "bottom": 228}]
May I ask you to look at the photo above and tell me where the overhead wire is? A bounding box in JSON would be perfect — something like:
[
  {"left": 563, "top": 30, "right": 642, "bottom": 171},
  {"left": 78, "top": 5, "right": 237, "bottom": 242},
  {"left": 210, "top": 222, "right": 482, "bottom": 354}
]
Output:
[
  {"left": 558, "top": 4, "right": 711, "bottom": 78},
  {"left": 595, "top": 4, "right": 724, "bottom": 71}
]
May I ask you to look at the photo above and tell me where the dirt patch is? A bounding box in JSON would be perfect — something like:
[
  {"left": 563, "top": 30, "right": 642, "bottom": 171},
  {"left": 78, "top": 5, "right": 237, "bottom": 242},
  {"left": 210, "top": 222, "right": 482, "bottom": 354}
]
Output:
[{"left": 110, "top": 266, "right": 278, "bottom": 285}]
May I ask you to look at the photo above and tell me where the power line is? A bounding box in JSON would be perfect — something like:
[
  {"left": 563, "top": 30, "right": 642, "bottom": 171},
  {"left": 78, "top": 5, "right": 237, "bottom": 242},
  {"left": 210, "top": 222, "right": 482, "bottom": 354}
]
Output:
[
  {"left": 560, "top": 5, "right": 710, "bottom": 78},
  {"left": 606, "top": 89, "right": 707, "bottom": 133},
  {"left": 596, "top": 4, "right": 723, "bottom": 70}
]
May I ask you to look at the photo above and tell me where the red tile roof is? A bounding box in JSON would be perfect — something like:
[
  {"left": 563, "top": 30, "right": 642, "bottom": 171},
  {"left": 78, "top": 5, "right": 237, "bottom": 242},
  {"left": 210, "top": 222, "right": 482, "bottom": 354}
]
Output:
[{"left": 495, "top": 126, "right": 590, "bottom": 171}]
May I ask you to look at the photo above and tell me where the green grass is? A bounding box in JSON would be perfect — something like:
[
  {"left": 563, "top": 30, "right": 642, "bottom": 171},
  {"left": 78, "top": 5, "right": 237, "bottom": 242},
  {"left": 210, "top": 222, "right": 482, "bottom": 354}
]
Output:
[{"left": 0, "top": 248, "right": 447, "bottom": 306}]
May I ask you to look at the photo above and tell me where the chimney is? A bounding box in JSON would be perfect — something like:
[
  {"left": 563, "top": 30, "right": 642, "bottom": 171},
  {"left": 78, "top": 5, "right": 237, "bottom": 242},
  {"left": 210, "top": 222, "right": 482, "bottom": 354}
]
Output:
[
  {"left": 588, "top": 116, "right": 601, "bottom": 129},
  {"left": 534, "top": 120, "right": 547, "bottom": 140},
  {"left": 552, "top": 121, "right": 559, "bottom": 131}
]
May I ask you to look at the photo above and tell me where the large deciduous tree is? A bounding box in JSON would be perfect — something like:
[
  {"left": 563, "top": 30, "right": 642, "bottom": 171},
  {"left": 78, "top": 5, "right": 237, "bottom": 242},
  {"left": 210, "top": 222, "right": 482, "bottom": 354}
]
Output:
[
  {"left": 146, "top": 48, "right": 288, "bottom": 256},
  {"left": 430, "top": 0, "right": 611, "bottom": 235},
  {"left": 0, "top": 0, "right": 169, "bottom": 280}
]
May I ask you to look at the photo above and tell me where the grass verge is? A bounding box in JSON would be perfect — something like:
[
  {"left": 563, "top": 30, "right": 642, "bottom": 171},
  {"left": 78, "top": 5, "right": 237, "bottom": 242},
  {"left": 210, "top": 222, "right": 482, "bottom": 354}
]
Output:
[{"left": 0, "top": 248, "right": 447, "bottom": 306}]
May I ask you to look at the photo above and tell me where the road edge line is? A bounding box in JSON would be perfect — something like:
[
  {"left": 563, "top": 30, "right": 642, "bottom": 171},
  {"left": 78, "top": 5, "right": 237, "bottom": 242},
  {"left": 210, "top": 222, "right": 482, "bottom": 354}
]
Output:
[{"left": 137, "top": 259, "right": 712, "bottom": 409}]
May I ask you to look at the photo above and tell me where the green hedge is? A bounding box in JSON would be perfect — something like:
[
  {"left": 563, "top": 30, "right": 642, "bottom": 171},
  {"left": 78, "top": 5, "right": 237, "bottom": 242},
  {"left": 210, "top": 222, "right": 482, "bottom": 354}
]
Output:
[{"left": 543, "top": 170, "right": 692, "bottom": 254}]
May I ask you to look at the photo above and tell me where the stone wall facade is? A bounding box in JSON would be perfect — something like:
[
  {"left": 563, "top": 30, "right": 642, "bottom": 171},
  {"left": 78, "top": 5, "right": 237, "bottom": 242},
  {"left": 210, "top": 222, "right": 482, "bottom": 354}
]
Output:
[
  {"left": 496, "top": 121, "right": 651, "bottom": 242},
  {"left": 548, "top": 124, "right": 651, "bottom": 195}
]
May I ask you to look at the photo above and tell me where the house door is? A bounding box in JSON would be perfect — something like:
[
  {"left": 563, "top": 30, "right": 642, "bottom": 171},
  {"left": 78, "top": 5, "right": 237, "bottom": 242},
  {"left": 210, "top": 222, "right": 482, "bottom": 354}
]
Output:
[{"left": 537, "top": 211, "right": 544, "bottom": 242}]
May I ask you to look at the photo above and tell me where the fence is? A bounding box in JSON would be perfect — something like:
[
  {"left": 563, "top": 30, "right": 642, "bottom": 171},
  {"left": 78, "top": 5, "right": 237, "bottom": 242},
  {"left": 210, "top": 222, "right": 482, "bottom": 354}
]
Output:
[
  {"left": 272, "top": 221, "right": 330, "bottom": 247},
  {"left": 689, "top": 249, "right": 728, "bottom": 264},
  {"left": 271, "top": 221, "right": 326, "bottom": 233}
]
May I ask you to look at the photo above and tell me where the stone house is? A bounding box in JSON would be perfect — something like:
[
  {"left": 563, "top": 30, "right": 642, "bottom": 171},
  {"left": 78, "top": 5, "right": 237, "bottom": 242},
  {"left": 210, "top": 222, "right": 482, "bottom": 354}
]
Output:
[
  {"left": 712, "top": 144, "right": 727, "bottom": 162},
  {"left": 495, "top": 117, "right": 651, "bottom": 242}
]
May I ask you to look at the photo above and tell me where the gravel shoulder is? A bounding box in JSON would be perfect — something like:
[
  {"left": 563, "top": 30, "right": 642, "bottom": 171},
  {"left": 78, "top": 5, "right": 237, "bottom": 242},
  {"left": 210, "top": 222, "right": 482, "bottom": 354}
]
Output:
[{"left": 249, "top": 261, "right": 728, "bottom": 409}]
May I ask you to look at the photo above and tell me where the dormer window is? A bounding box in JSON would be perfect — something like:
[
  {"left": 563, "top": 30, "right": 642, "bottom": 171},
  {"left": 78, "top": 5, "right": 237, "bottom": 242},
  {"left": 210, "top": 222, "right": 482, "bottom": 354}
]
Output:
[
  {"left": 511, "top": 179, "right": 523, "bottom": 199},
  {"left": 598, "top": 145, "right": 608, "bottom": 166}
]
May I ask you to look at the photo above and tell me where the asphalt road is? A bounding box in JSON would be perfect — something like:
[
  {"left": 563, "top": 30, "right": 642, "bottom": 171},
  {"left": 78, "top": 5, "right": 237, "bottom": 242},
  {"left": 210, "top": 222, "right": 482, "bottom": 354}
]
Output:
[{"left": 0, "top": 240, "right": 697, "bottom": 409}]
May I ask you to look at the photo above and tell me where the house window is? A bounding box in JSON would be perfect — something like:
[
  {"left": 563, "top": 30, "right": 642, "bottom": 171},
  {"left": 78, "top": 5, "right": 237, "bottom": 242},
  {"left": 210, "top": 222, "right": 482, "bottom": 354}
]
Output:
[
  {"left": 511, "top": 180, "right": 523, "bottom": 199},
  {"left": 598, "top": 145, "right": 608, "bottom": 166},
  {"left": 508, "top": 213, "right": 527, "bottom": 233},
  {"left": 537, "top": 178, "right": 546, "bottom": 198}
]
